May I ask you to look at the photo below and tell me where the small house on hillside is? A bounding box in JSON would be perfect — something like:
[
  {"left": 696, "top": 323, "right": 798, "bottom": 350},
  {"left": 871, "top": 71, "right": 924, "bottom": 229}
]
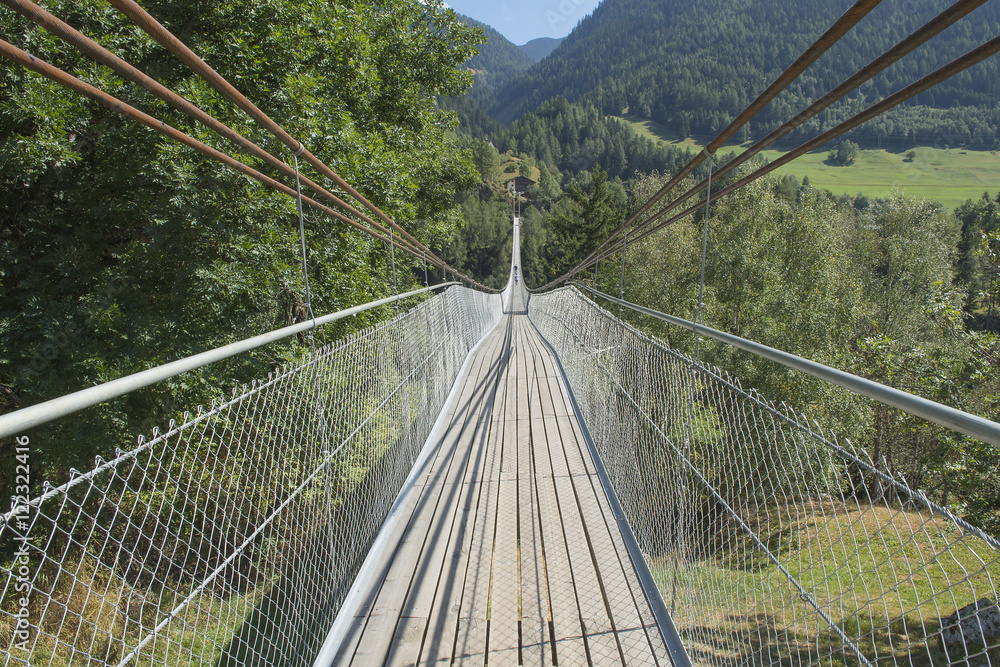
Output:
[{"left": 506, "top": 176, "right": 536, "bottom": 196}]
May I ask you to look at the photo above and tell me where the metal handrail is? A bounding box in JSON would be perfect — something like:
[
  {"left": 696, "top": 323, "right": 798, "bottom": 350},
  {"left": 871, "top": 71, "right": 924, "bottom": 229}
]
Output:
[
  {"left": 574, "top": 283, "right": 1000, "bottom": 448},
  {"left": 0, "top": 284, "right": 458, "bottom": 439}
]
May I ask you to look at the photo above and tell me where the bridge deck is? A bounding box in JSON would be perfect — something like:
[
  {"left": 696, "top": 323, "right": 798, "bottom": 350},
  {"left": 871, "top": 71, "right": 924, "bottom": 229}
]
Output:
[{"left": 331, "top": 313, "right": 670, "bottom": 666}]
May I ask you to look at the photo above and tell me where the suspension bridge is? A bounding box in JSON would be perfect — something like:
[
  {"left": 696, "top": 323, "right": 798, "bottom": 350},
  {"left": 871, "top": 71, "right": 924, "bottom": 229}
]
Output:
[{"left": 3, "top": 0, "right": 1000, "bottom": 665}]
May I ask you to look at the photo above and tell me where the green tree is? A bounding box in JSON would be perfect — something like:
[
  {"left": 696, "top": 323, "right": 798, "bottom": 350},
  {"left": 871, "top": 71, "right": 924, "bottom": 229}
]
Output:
[
  {"left": 0, "top": 0, "right": 481, "bottom": 492},
  {"left": 979, "top": 230, "right": 1000, "bottom": 324},
  {"left": 444, "top": 195, "right": 512, "bottom": 287},
  {"left": 463, "top": 137, "right": 502, "bottom": 182},
  {"left": 533, "top": 163, "right": 562, "bottom": 208},
  {"left": 552, "top": 165, "right": 625, "bottom": 272},
  {"left": 955, "top": 192, "right": 1000, "bottom": 317},
  {"left": 829, "top": 139, "right": 860, "bottom": 166}
]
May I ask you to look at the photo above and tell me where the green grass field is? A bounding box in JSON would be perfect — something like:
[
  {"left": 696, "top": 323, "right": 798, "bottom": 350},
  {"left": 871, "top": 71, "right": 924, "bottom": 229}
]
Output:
[
  {"left": 616, "top": 114, "right": 1000, "bottom": 210},
  {"left": 649, "top": 500, "right": 1000, "bottom": 665}
]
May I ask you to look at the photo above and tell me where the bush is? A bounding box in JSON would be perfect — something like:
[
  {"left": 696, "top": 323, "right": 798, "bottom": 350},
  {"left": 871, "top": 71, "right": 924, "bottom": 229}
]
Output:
[{"left": 827, "top": 139, "right": 860, "bottom": 166}]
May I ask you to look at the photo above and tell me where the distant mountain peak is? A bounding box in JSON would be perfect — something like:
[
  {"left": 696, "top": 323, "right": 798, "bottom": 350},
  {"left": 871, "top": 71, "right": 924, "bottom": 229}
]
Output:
[
  {"left": 519, "top": 37, "right": 565, "bottom": 63},
  {"left": 456, "top": 14, "right": 533, "bottom": 83}
]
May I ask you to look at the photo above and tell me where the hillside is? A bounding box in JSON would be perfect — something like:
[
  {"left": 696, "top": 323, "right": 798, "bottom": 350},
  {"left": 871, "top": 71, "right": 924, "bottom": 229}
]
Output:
[
  {"left": 457, "top": 14, "right": 533, "bottom": 106},
  {"left": 519, "top": 37, "right": 564, "bottom": 62},
  {"left": 489, "top": 0, "right": 1000, "bottom": 149}
]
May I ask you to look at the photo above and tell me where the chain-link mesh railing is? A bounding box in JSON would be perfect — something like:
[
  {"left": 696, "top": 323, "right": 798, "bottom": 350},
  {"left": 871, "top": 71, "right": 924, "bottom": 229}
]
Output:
[
  {"left": 529, "top": 285, "right": 1000, "bottom": 667},
  {"left": 0, "top": 286, "right": 501, "bottom": 666}
]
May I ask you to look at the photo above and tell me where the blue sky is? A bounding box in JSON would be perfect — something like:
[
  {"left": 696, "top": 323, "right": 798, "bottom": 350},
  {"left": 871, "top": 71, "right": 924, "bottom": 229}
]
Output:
[{"left": 445, "top": 0, "right": 603, "bottom": 45}]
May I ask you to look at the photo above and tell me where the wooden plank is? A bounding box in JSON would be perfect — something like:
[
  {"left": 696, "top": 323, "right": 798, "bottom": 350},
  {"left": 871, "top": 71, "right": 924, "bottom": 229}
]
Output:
[
  {"left": 546, "top": 376, "right": 571, "bottom": 416},
  {"left": 454, "top": 323, "right": 511, "bottom": 667},
  {"left": 518, "top": 324, "right": 549, "bottom": 666},
  {"left": 551, "top": 471, "right": 624, "bottom": 665},
  {"left": 571, "top": 465, "right": 661, "bottom": 666},
  {"left": 527, "top": 357, "right": 589, "bottom": 667},
  {"left": 411, "top": 461, "right": 487, "bottom": 663},
  {"left": 564, "top": 424, "right": 672, "bottom": 664},
  {"left": 384, "top": 616, "right": 428, "bottom": 667},
  {"left": 515, "top": 322, "right": 532, "bottom": 423},
  {"left": 396, "top": 324, "right": 512, "bottom": 662},
  {"left": 438, "top": 324, "right": 507, "bottom": 459},
  {"left": 348, "top": 325, "right": 508, "bottom": 663},
  {"left": 487, "top": 481, "right": 520, "bottom": 664},
  {"left": 335, "top": 434, "right": 449, "bottom": 664},
  {"left": 528, "top": 323, "right": 668, "bottom": 665},
  {"left": 453, "top": 618, "right": 487, "bottom": 667},
  {"left": 525, "top": 326, "right": 624, "bottom": 666},
  {"left": 488, "top": 381, "right": 519, "bottom": 664},
  {"left": 417, "top": 326, "right": 510, "bottom": 666},
  {"left": 330, "top": 617, "right": 366, "bottom": 666},
  {"left": 444, "top": 322, "right": 501, "bottom": 419}
]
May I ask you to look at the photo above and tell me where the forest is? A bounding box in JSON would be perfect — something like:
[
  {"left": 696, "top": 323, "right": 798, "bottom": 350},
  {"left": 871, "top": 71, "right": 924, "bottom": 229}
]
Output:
[
  {"left": 443, "top": 5, "right": 1000, "bottom": 526},
  {"left": 0, "top": 0, "right": 481, "bottom": 497},
  {"left": 487, "top": 0, "right": 1000, "bottom": 149},
  {"left": 2, "top": 0, "right": 1000, "bottom": 550}
]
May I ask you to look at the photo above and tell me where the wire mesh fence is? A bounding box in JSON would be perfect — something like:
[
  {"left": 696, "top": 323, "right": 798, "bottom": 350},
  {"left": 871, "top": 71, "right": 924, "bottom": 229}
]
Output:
[
  {"left": 0, "top": 286, "right": 501, "bottom": 666},
  {"left": 529, "top": 285, "right": 1000, "bottom": 667}
]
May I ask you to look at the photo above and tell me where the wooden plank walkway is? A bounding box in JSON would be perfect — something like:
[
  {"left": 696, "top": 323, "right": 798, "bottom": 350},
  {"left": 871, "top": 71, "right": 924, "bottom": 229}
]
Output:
[{"left": 331, "top": 309, "right": 670, "bottom": 666}]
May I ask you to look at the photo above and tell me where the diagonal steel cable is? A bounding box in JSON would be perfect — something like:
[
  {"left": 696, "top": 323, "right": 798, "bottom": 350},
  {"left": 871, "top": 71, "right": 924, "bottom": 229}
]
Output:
[
  {"left": 0, "top": 40, "right": 411, "bottom": 254},
  {"left": 0, "top": 38, "right": 495, "bottom": 291},
  {"left": 105, "top": 0, "right": 448, "bottom": 275},
  {"left": 625, "top": 0, "right": 992, "bottom": 244},
  {"left": 0, "top": 0, "right": 439, "bottom": 265},
  {"left": 604, "top": 33, "right": 1000, "bottom": 260},
  {"left": 554, "top": 0, "right": 886, "bottom": 287},
  {"left": 558, "top": 31, "right": 1000, "bottom": 277}
]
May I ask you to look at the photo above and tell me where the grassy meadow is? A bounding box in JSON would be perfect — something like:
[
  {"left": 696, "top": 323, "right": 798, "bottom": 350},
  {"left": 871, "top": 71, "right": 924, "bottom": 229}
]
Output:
[
  {"left": 650, "top": 499, "right": 1000, "bottom": 666},
  {"left": 616, "top": 114, "right": 1000, "bottom": 210}
]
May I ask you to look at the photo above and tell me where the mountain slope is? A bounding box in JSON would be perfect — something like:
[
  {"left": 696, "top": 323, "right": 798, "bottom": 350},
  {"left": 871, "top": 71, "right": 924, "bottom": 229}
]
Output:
[
  {"left": 519, "top": 37, "right": 564, "bottom": 62},
  {"left": 458, "top": 14, "right": 533, "bottom": 89},
  {"left": 490, "top": 0, "right": 1000, "bottom": 148}
]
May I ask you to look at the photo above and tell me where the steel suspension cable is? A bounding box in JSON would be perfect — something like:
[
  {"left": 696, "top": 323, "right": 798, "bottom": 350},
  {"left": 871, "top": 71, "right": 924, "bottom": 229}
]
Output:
[
  {"left": 603, "top": 33, "right": 1000, "bottom": 260},
  {"left": 0, "top": 0, "right": 433, "bottom": 263},
  {"left": 560, "top": 33, "right": 1000, "bottom": 278},
  {"left": 564, "top": 0, "right": 885, "bottom": 283},
  {"left": 628, "top": 0, "right": 990, "bottom": 241},
  {"left": 0, "top": 8, "right": 496, "bottom": 288},
  {"left": 0, "top": 39, "right": 436, "bottom": 268},
  {"left": 105, "top": 0, "right": 443, "bottom": 272}
]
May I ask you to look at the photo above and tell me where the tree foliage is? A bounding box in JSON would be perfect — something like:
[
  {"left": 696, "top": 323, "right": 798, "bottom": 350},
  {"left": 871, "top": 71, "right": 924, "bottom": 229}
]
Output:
[
  {"left": 488, "top": 0, "right": 1000, "bottom": 149},
  {"left": 828, "top": 139, "right": 860, "bottom": 166},
  {"left": 618, "top": 170, "right": 1000, "bottom": 529},
  {"left": 0, "top": 0, "right": 480, "bottom": 491},
  {"left": 442, "top": 194, "right": 513, "bottom": 289},
  {"left": 443, "top": 95, "right": 710, "bottom": 184}
]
